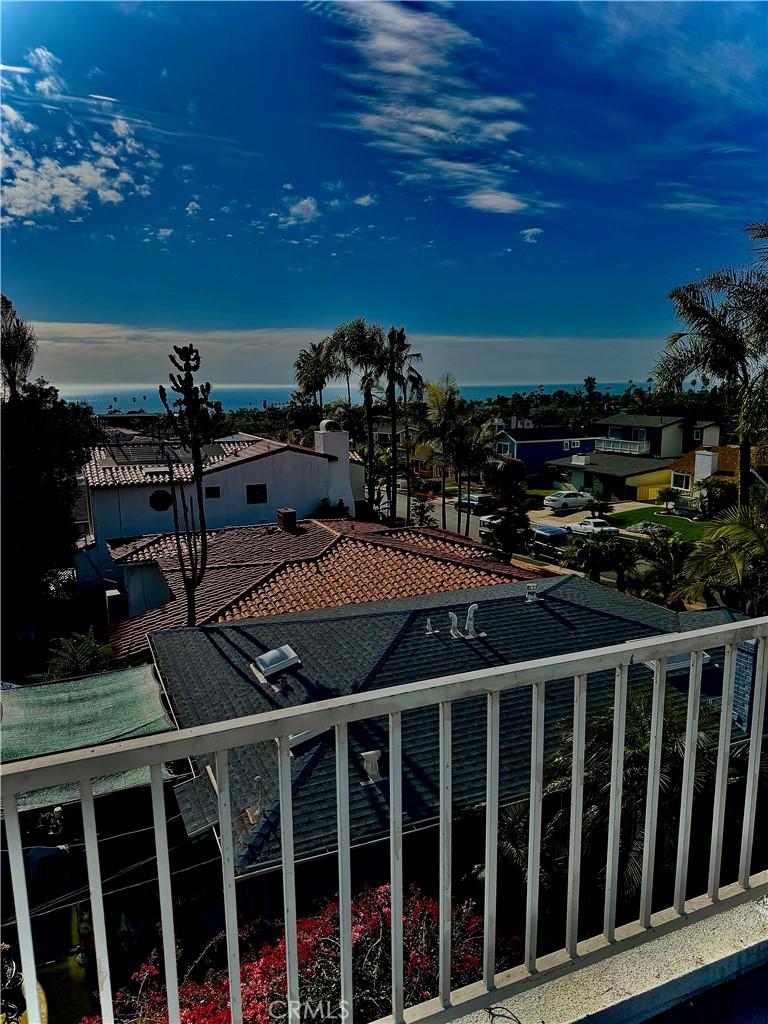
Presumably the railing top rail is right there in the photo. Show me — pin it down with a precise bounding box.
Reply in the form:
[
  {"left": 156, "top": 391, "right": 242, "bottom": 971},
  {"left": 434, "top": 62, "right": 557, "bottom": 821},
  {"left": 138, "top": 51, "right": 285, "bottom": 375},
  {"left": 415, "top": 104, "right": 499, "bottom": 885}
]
[{"left": 2, "top": 617, "right": 766, "bottom": 798}]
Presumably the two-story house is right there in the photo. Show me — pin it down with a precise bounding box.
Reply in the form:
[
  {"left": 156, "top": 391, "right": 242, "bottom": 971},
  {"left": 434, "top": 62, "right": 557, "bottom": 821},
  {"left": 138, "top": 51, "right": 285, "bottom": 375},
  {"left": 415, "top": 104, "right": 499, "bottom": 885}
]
[
  {"left": 76, "top": 421, "right": 354, "bottom": 581},
  {"left": 494, "top": 426, "right": 605, "bottom": 470},
  {"left": 545, "top": 414, "right": 722, "bottom": 500}
]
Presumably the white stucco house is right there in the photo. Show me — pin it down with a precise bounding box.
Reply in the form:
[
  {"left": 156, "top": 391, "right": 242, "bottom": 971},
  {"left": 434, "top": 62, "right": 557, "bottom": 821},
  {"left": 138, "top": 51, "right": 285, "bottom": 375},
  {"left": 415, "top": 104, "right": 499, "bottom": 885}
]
[{"left": 76, "top": 422, "right": 355, "bottom": 581}]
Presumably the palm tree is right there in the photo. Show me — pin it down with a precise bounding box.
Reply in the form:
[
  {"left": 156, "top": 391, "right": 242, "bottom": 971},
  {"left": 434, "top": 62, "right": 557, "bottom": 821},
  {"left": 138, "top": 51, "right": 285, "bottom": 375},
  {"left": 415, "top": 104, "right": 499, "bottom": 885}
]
[
  {"left": 654, "top": 238, "right": 768, "bottom": 506},
  {"left": 402, "top": 364, "right": 424, "bottom": 525},
  {"left": 603, "top": 536, "right": 640, "bottom": 592},
  {"left": 677, "top": 505, "right": 768, "bottom": 615},
  {"left": 1, "top": 294, "right": 38, "bottom": 401},
  {"left": 562, "top": 534, "right": 609, "bottom": 583},
  {"left": 326, "top": 397, "right": 366, "bottom": 449},
  {"left": 384, "top": 326, "right": 422, "bottom": 524},
  {"left": 629, "top": 534, "right": 693, "bottom": 608},
  {"left": 294, "top": 340, "right": 331, "bottom": 410},
  {"left": 325, "top": 321, "right": 355, "bottom": 402},
  {"left": 346, "top": 319, "right": 387, "bottom": 510},
  {"left": 424, "top": 374, "right": 459, "bottom": 530},
  {"left": 495, "top": 685, "right": 732, "bottom": 927},
  {"left": 462, "top": 418, "right": 494, "bottom": 537}
]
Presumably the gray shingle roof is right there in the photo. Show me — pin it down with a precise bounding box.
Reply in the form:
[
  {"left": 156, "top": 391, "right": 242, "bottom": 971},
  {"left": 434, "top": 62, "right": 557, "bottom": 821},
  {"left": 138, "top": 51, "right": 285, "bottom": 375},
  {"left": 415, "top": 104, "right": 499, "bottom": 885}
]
[
  {"left": 546, "top": 453, "right": 674, "bottom": 477},
  {"left": 150, "top": 579, "right": 738, "bottom": 875},
  {"left": 594, "top": 414, "right": 684, "bottom": 428}
]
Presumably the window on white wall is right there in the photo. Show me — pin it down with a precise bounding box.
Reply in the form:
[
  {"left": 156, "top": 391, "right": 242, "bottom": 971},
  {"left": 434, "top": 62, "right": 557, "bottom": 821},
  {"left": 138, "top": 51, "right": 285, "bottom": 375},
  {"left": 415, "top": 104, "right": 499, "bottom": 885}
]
[
  {"left": 693, "top": 429, "right": 702, "bottom": 441},
  {"left": 246, "top": 484, "right": 268, "bottom": 504},
  {"left": 205, "top": 486, "right": 221, "bottom": 499},
  {"left": 672, "top": 473, "right": 691, "bottom": 491}
]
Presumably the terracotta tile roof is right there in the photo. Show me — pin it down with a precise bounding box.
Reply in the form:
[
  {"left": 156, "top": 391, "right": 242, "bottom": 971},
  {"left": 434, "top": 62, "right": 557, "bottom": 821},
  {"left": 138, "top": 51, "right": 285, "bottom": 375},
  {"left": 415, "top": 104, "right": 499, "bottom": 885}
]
[
  {"left": 109, "top": 519, "right": 550, "bottom": 659},
  {"left": 217, "top": 537, "right": 542, "bottom": 623},
  {"left": 84, "top": 437, "right": 331, "bottom": 489},
  {"left": 667, "top": 445, "right": 768, "bottom": 478}
]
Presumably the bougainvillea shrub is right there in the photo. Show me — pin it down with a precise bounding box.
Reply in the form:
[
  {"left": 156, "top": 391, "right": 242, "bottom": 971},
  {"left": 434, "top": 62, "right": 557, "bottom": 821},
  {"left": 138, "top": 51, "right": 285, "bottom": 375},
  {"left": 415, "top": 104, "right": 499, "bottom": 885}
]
[{"left": 81, "top": 885, "right": 522, "bottom": 1024}]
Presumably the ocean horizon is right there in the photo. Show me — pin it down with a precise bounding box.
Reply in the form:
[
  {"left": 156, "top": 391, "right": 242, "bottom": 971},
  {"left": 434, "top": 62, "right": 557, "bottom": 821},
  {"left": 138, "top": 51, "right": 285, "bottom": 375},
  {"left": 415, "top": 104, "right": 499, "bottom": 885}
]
[{"left": 59, "top": 381, "right": 633, "bottom": 413}]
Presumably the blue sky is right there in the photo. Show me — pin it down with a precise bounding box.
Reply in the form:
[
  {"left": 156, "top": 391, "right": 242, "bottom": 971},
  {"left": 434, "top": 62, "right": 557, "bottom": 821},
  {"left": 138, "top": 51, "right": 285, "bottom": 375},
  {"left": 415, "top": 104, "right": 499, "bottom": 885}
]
[{"left": 1, "top": 1, "right": 765, "bottom": 386}]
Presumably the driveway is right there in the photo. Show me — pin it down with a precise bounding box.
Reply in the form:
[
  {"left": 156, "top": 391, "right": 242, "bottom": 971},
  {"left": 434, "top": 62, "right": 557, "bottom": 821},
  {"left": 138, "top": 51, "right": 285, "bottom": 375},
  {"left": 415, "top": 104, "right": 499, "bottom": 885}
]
[{"left": 394, "top": 494, "right": 650, "bottom": 542}]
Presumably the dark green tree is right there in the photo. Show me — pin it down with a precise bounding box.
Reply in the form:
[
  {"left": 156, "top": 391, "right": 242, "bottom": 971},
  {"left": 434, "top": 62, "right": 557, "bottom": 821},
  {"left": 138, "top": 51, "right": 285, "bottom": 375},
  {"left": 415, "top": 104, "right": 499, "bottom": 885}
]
[{"left": 1, "top": 294, "right": 38, "bottom": 401}]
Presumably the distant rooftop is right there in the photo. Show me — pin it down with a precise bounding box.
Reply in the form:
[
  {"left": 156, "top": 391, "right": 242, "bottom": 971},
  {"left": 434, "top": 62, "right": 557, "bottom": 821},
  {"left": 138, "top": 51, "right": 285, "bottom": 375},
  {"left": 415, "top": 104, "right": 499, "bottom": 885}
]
[
  {"left": 84, "top": 436, "right": 333, "bottom": 488},
  {"left": 595, "top": 413, "right": 684, "bottom": 428},
  {"left": 109, "top": 519, "right": 549, "bottom": 659}
]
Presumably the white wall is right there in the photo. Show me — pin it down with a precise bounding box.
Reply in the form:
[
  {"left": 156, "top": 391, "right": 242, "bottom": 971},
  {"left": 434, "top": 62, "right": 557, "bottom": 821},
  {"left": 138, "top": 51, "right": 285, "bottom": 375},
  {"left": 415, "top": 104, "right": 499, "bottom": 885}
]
[
  {"left": 661, "top": 425, "right": 684, "bottom": 458},
  {"left": 702, "top": 425, "right": 720, "bottom": 446},
  {"left": 86, "top": 439, "right": 354, "bottom": 576}
]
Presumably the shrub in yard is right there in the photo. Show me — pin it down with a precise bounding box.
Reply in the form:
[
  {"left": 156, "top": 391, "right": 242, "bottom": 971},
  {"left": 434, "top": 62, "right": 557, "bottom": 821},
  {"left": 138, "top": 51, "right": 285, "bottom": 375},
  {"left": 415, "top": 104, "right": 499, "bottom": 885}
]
[{"left": 81, "top": 885, "right": 518, "bottom": 1024}]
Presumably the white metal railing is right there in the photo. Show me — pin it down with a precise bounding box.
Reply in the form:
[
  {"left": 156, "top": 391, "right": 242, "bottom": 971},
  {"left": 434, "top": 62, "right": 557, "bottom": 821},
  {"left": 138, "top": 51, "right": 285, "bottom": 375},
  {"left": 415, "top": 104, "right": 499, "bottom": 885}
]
[
  {"left": 595, "top": 438, "right": 652, "bottom": 455},
  {"left": 2, "top": 618, "right": 768, "bottom": 1024}
]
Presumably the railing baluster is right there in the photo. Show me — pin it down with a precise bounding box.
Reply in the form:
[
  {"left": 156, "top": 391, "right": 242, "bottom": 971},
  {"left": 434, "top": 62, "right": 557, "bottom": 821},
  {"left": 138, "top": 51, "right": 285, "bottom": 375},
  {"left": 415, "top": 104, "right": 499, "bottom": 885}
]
[
  {"left": 673, "top": 651, "right": 703, "bottom": 915},
  {"left": 566, "top": 674, "right": 587, "bottom": 958},
  {"left": 604, "top": 663, "right": 628, "bottom": 942},
  {"left": 80, "top": 777, "right": 115, "bottom": 1024},
  {"left": 389, "top": 711, "right": 404, "bottom": 1024},
  {"left": 483, "top": 691, "right": 500, "bottom": 990},
  {"left": 150, "top": 763, "right": 180, "bottom": 1021},
  {"left": 214, "top": 749, "right": 243, "bottom": 1024},
  {"left": 4, "top": 796, "right": 43, "bottom": 1024},
  {"left": 335, "top": 723, "right": 354, "bottom": 1024},
  {"left": 525, "top": 681, "right": 545, "bottom": 973},
  {"left": 438, "top": 702, "right": 452, "bottom": 1007},
  {"left": 739, "top": 637, "right": 768, "bottom": 888},
  {"left": 639, "top": 658, "right": 666, "bottom": 929},
  {"left": 708, "top": 643, "right": 736, "bottom": 900},
  {"left": 277, "top": 736, "right": 300, "bottom": 1024}
]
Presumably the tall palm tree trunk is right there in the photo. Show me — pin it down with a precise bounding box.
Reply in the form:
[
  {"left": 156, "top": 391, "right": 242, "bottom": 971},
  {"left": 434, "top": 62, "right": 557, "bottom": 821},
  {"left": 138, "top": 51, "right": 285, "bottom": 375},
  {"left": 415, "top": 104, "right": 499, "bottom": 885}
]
[
  {"left": 441, "top": 463, "right": 447, "bottom": 530},
  {"left": 738, "top": 432, "right": 752, "bottom": 506},
  {"left": 389, "top": 386, "right": 397, "bottom": 525},
  {"left": 364, "top": 387, "right": 376, "bottom": 510},
  {"left": 456, "top": 469, "right": 463, "bottom": 536},
  {"left": 465, "top": 473, "right": 471, "bottom": 537}
]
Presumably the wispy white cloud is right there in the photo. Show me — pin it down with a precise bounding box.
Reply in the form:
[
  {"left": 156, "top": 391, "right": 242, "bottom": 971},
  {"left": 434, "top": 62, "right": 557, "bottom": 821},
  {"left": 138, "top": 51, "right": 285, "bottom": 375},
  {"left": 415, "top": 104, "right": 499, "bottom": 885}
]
[
  {"left": 1, "top": 47, "right": 160, "bottom": 226},
  {"left": 185, "top": 198, "right": 201, "bottom": 215},
  {"left": 520, "top": 226, "right": 543, "bottom": 243},
  {"left": 314, "top": 1, "right": 536, "bottom": 214},
  {"left": 353, "top": 193, "right": 376, "bottom": 207},
  {"left": 280, "top": 195, "right": 320, "bottom": 226},
  {"left": 464, "top": 190, "right": 527, "bottom": 214}
]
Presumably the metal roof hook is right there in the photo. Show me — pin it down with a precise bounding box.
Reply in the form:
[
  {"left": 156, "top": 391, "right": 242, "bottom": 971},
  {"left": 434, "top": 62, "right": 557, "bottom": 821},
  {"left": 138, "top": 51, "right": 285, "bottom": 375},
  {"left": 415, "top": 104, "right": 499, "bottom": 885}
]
[{"left": 449, "top": 611, "right": 464, "bottom": 639}]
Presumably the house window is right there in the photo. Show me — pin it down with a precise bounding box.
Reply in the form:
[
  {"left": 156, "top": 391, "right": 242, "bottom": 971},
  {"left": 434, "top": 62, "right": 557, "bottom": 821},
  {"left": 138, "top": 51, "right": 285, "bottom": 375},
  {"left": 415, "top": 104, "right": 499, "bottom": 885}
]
[
  {"left": 570, "top": 440, "right": 581, "bottom": 449},
  {"left": 563, "top": 441, "right": 570, "bottom": 451},
  {"left": 631, "top": 428, "right": 647, "bottom": 442},
  {"left": 149, "top": 489, "right": 173, "bottom": 512},
  {"left": 672, "top": 473, "right": 691, "bottom": 491},
  {"left": 246, "top": 484, "right": 268, "bottom": 504},
  {"left": 205, "top": 486, "right": 221, "bottom": 499},
  {"left": 496, "top": 442, "right": 510, "bottom": 456},
  {"left": 693, "top": 429, "right": 702, "bottom": 441},
  {"left": 609, "top": 427, "right": 622, "bottom": 439}
]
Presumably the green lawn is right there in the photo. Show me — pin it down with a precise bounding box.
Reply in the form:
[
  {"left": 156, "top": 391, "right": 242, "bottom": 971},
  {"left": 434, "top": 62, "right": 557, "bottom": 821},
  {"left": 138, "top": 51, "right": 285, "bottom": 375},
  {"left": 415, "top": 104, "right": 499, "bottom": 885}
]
[
  {"left": 607, "top": 507, "right": 715, "bottom": 541},
  {"left": 528, "top": 488, "right": 558, "bottom": 497}
]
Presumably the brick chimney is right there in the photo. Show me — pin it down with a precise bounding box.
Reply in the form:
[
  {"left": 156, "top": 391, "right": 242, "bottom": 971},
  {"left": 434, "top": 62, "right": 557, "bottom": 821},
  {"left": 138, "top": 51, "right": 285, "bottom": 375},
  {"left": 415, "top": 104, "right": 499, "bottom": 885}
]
[{"left": 276, "top": 507, "right": 297, "bottom": 532}]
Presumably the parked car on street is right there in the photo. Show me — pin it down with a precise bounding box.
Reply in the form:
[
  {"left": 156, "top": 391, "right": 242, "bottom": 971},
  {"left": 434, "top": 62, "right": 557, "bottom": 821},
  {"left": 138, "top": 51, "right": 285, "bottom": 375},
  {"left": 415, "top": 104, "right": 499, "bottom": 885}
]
[
  {"left": 543, "top": 490, "right": 592, "bottom": 512},
  {"left": 454, "top": 493, "right": 498, "bottom": 515},
  {"left": 568, "top": 517, "right": 620, "bottom": 536},
  {"left": 527, "top": 524, "right": 571, "bottom": 561},
  {"left": 478, "top": 514, "right": 503, "bottom": 544}
]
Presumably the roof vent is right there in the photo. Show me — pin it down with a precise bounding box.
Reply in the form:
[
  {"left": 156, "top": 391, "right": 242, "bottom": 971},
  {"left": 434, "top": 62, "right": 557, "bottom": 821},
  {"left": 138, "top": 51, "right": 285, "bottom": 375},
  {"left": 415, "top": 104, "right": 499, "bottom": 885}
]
[
  {"left": 448, "top": 612, "right": 463, "bottom": 638},
  {"left": 360, "top": 750, "right": 382, "bottom": 786},
  {"left": 526, "top": 582, "right": 539, "bottom": 603},
  {"left": 425, "top": 616, "right": 440, "bottom": 636},
  {"left": 464, "top": 604, "right": 487, "bottom": 639}
]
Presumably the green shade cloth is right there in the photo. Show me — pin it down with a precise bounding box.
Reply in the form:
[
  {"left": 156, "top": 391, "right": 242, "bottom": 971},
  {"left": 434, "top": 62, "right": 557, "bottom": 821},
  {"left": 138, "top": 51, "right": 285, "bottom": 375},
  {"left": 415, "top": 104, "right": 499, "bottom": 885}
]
[{"left": 2, "top": 665, "right": 172, "bottom": 810}]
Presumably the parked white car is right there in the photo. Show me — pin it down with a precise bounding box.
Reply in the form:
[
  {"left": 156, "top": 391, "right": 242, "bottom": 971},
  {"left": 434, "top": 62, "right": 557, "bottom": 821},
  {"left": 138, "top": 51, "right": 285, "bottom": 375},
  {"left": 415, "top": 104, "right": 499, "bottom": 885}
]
[
  {"left": 543, "top": 490, "right": 592, "bottom": 511},
  {"left": 568, "top": 518, "right": 620, "bottom": 536}
]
